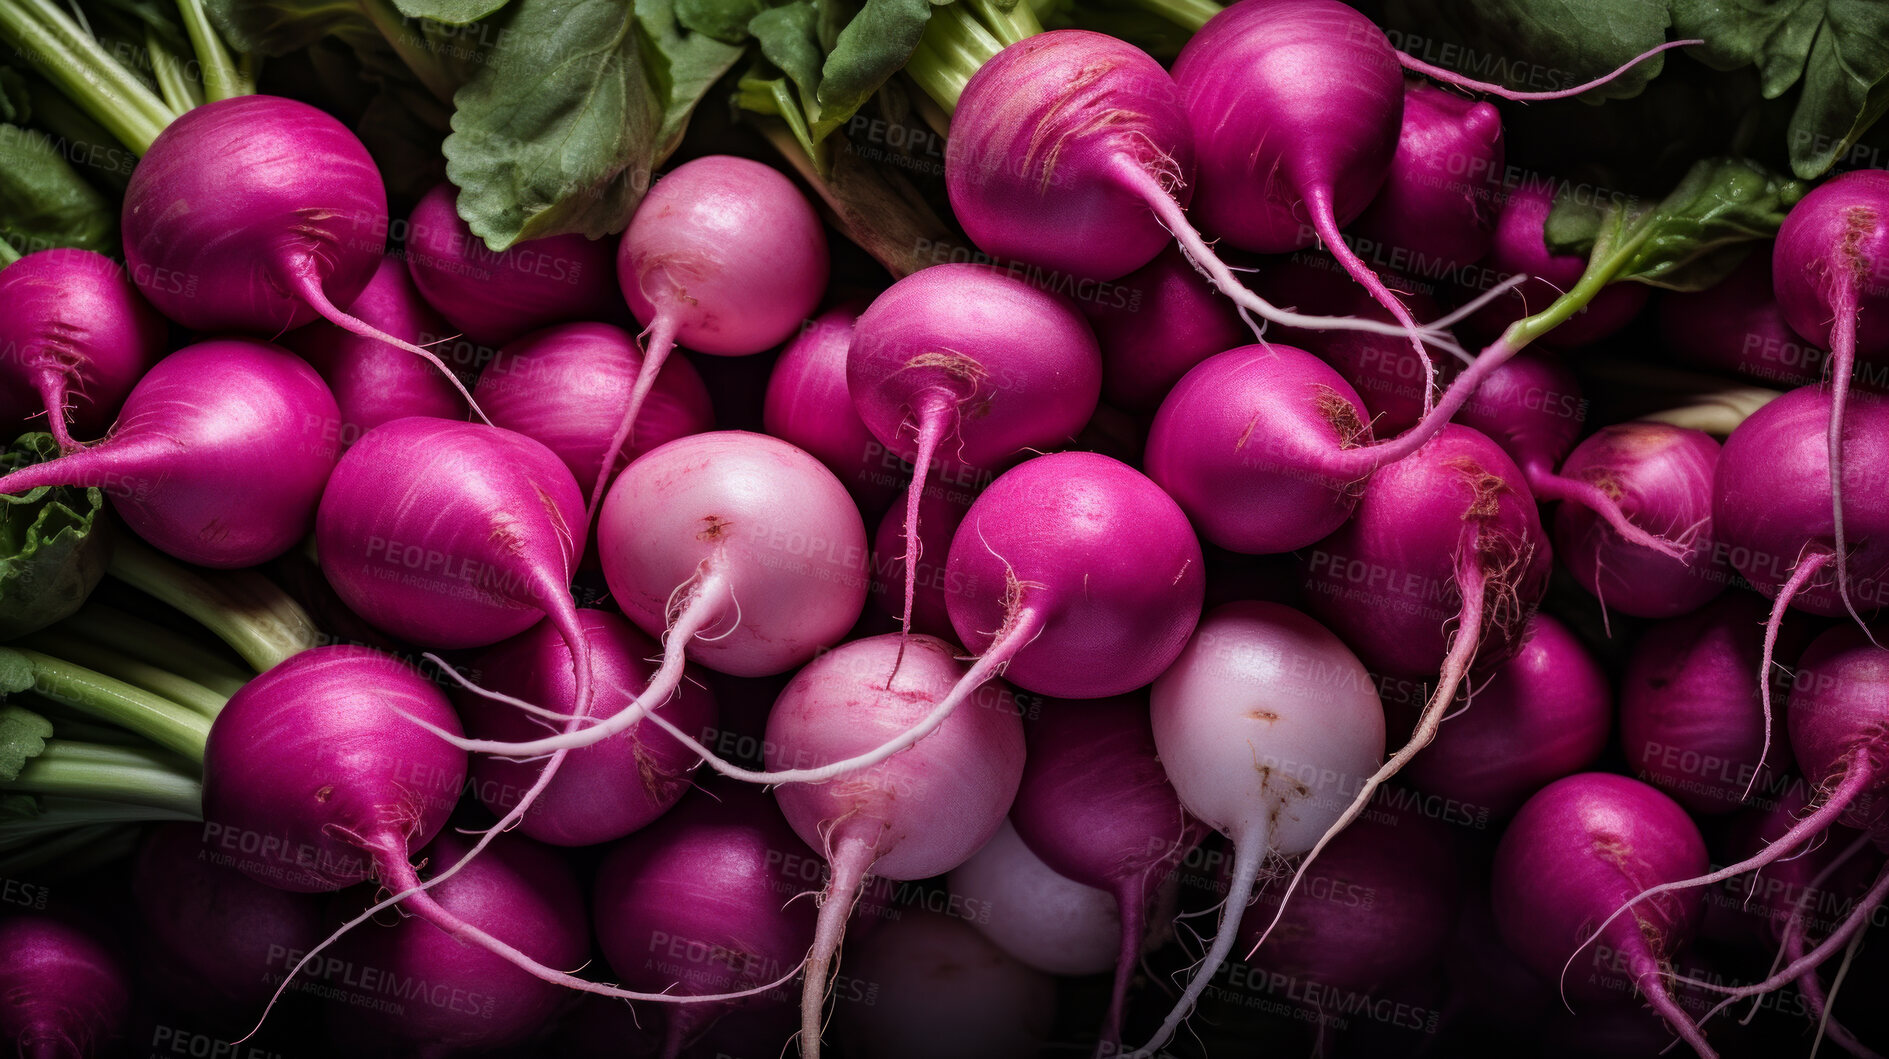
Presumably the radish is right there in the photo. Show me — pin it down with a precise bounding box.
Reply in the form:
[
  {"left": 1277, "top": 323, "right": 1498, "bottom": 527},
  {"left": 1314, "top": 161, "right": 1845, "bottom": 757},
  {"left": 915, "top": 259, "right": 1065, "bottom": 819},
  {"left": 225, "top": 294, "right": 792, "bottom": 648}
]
[
  {"left": 834, "top": 910, "right": 1055, "bottom": 1059},
  {"left": 1404, "top": 613, "right": 1610, "bottom": 819},
  {"left": 1492, "top": 773, "right": 1712, "bottom": 1055},
  {"left": 762, "top": 301, "right": 901, "bottom": 511},
  {"left": 284, "top": 254, "right": 469, "bottom": 451},
  {"left": 0, "top": 913, "right": 130, "bottom": 1057},
  {"left": 1772, "top": 170, "right": 1889, "bottom": 628},
  {"left": 321, "top": 831, "right": 589, "bottom": 1057},
  {"left": 402, "top": 181, "right": 624, "bottom": 347},
  {"left": 474, "top": 321, "right": 714, "bottom": 498},
  {"left": 606, "top": 156, "right": 828, "bottom": 514},
  {"left": 0, "top": 248, "right": 165, "bottom": 450},
  {"left": 1088, "top": 246, "right": 1247, "bottom": 413},
  {"left": 1661, "top": 252, "right": 1830, "bottom": 390},
  {"left": 593, "top": 783, "right": 818, "bottom": 1057},
  {"left": 1551, "top": 423, "right": 1727, "bottom": 618},
  {"left": 1138, "top": 600, "right": 1386, "bottom": 1055},
  {"left": 1009, "top": 692, "right": 1206, "bottom": 1048},
  {"left": 1458, "top": 181, "right": 1650, "bottom": 348},
  {"left": 1351, "top": 78, "right": 1505, "bottom": 275},
  {"left": 121, "top": 96, "right": 476, "bottom": 411},
  {"left": 456, "top": 609, "right": 717, "bottom": 847},
  {"left": 0, "top": 338, "right": 340, "bottom": 568},
  {"left": 848, "top": 263, "right": 1101, "bottom": 638},
  {"left": 867, "top": 486, "right": 970, "bottom": 639},
  {"left": 948, "top": 820, "right": 1122, "bottom": 977},
  {"left": 763, "top": 634, "right": 1026, "bottom": 1059}
]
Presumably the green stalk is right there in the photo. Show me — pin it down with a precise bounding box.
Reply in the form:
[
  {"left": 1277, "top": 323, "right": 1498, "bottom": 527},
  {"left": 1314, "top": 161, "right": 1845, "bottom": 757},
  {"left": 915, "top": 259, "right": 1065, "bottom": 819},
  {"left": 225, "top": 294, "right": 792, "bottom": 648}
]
[
  {"left": 0, "top": 240, "right": 19, "bottom": 267},
  {"left": 1500, "top": 212, "right": 1656, "bottom": 352},
  {"left": 11, "top": 650, "right": 210, "bottom": 762},
  {"left": 966, "top": 0, "right": 1043, "bottom": 45},
  {"left": 145, "top": 26, "right": 204, "bottom": 112},
  {"left": 57, "top": 604, "right": 250, "bottom": 699},
  {"left": 1120, "top": 0, "right": 1219, "bottom": 32},
  {"left": 237, "top": 49, "right": 259, "bottom": 94},
  {"left": 108, "top": 535, "right": 320, "bottom": 673},
  {"left": 910, "top": 3, "right": 1008, "bottom": 113},
  {"left": 4, "top": 741, "right": 203, "bottom": 816},
  {"left": 0, "top": 796, "right": 197, "bottom": 845},
  {"left": 0, "top": 823, "right": 141, "bottom": 877},
  {"left": 174, "top": 0, "right": 245, "bottom": 102},
  {"left": 1, "top": 0, "right": 174, "bottom": 153},
  {"left": 21, "top": 630, "right": 229, "bottom": 720}
]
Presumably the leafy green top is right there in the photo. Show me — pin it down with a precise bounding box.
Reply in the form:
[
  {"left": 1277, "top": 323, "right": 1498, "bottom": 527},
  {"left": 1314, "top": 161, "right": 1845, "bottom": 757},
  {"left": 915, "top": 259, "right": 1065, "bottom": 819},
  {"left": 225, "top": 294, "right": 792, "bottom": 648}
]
[{"left": 0, "top": 434, "right": 110, "bottom": 641}]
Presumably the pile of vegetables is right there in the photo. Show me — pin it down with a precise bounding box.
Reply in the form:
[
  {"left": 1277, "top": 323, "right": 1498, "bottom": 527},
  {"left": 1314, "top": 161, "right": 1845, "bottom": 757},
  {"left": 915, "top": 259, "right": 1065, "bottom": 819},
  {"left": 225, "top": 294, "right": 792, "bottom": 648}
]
[{"left": 6, "top": 0, "right": 1889, "bottom": 1056}]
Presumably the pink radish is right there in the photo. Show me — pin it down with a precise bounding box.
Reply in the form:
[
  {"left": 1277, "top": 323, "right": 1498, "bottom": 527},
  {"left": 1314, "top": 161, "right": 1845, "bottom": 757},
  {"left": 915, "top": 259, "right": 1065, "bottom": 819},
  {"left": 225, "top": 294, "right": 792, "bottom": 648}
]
[
  {"left": 762, "top": 301, "right": 901, "bottom": 511},
  {"left": 948, "top": 820, "right": 1123, "bottom": 977},
  {"left": 1087, "top": 245, "right": 1247, "bottom": 412},
  {"left": 1351, "top": 78, "right": 1505, "bottom": 274}
]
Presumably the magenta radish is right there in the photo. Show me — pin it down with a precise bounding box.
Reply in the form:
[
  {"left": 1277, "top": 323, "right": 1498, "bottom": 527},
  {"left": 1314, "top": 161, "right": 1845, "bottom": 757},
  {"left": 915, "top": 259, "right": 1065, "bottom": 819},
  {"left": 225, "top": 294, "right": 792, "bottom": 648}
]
[
  {"left": 1661, "top": 252, "right": 1831, "bottom": 390},
  {"left": 835, "top": 910, "right": 1055, "bottom": 1059},
  {"left": 593, "top": 783, "right": 818, "bottom": 1057},
  {"left": 403, "top": 181, "right": 624, "bottom": 347},
  {"left": 0, "top": 338, "right": 340, "bottom": 567},
  {"left": 474, "top": 321, "right": 714, "bottom": 497},
  {"left": 1491, "top": 773, "right": 1712, "bottom": 1054},
  {"left": 0, "top": 248, "right": 165, "bottom": 450},
  {"left": 284, "top": 254, "right": 468, "bottom": 450},
  {"left": 848, "top": 263, "right": 1102, "bottom": 637},
  {"left": 1009, "top": 694, "right": 1206, "bottom": 1047},
  {"left": 762, "top": 302, "right": 901, "bottom": 511},
  {"left": 456, "top": 609, "right": 717, "bottom": 847},
  {"left": 1351, "top": 78, "right": 1505, "bottom": 274},
  {"left": 1552, "top": 424, "right": 1727, "bottom": 618},
  {"left": 1404, "top": 613, "right": 1610, "bottom": 818},
  {"left": 132, "top": 823, "right": 323, "bottom": 1014},
  {"left": 763, "top": 634, "right": 1026, "bottom": 1059},
  {"left": 0, "top": 914, "right": 130, "bottom": 1058},
  {"left": 608, "top": 156, "right": 827, "bottom": 513},
  {"left": 1140, "top": 600, "right": 1386, "bottom": 1054},
  {"left": 1620, "top": 593, "right": 1803, "bottom": 815},
  {"left": 1088, "top": 246, "right": 1246, "bottom": 412},
  {"left": 1459, "top": 181, "right": 1651, "bottom": 348},
  {"left": 321, "top": 831, "right": 589, "bottom": 1057},
  {"left": 1773, "top": 170, "right": 1889, "bottom": 626},
  {"left": 948, "top": 820, "right": 1122, "bottom": 977},
  {"left": 121, "top": 96, "right": 475, "bottom": 409},
  {"left": 868, "top": 486, "right": 970, "bottom": 639}
]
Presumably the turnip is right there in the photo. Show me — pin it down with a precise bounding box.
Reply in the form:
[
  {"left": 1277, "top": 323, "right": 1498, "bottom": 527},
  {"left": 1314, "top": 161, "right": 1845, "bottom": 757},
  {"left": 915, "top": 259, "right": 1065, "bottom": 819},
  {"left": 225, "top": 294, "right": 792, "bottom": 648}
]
[
  {"left": 948, "top": 820, "right": 1122, "bottom": 977},
  {"left": 1137, "top": 600, "right": 1386, "bottom": 1055},
  {"left": 455, "top": 609, "right": 717, "bottom": 847},
  {"left": 1010, "top": 692, "right": 1206, "bottom": 1048},
  {"left": 0, "top": 339, "right": 341, "bottom": 568},
  {"left": 0, "top": 913, "right": 130, "bottom": 1058},
  {"left": 402, "top": 181, "right": 624, "bottom": 347},
  {"left": 848, "top": 264, "right": 1101, "bottom": 639},
  {"left": 593, "top": 783, "right": 818, "bottom": 1057},
  {"left": 1661, "top": 252, "right": 1830, "bottom": 390},
  {"left": 1492, "top": 773, "right": 1713, "bottom": 1055},
  {"left": 474, "top": 321, "right": 714, "bottom": 498},
  {"left": 122, "top": 96, "right": 477, "bottom": 411},
  {"left": 868, "top": 486, "right": 971, "bottom": 639},
  {"left": 0, "top": 248, "right": 165, "bottom": 450},
  {"left": 1351, "top": 79, "right": 1505, "bottom": 275},
  {"left": 762, "top": 302, "right": 900, "bottom": 511},
  {"left": 1404, "top": 613, "right": 1610, "bottom": 819},
  {"left": 605, "top": 156, "right": 828, "bottom": 514},
  {"left": 284, "top": 255, "right": 469, "bottom": 451},
  {"left": 763, "top": 634, "right": 1026, "bottom": 1059},
  {"left": 1087, "top": 246, "right": 1247, "bottom": 413}
]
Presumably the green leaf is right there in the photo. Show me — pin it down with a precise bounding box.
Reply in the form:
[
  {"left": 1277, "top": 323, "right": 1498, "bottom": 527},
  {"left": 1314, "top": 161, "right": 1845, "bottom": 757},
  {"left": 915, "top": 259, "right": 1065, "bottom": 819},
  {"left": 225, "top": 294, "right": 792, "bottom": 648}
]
[
  {"left": 0, "top": 699, "right": 51, "bottom": 784},
  {"left": 1383, "top": 0, "right": 1671, "bottom": 102},
  {"left": 634, "top": 0, "right": 746, "bottom": 157},
  {"left": 391, "top": 0, "right": 512, "bottom": 24},
  {"left": 1608, "top": 158, "right": 1806, "bottom": 290},
  {"left": 0, "top": 434, "right": 110, "bottom": 639},
  {"left": 0, "top": 118, "right": 119, "bottom": 260},
  {"left": 205, "top": 0, "right": 472, "bottom": 102},
  {"left": 0, "top": 794, "right": 40, "bottom": 822},
  {"left": 817, "top": 0, "right": 938, "bottom": 122},
  {"left": 675, "top": 0, "right": 769, "bottom": 43},
  {"left": 751, "top": 2, "right": 820, "bottom": 97},
  {"left": 1669, "top": 0, "right": 1889, "bottom": 179},
  {"left": 444, "top": 0, "right": 664, "bottom": 249}
]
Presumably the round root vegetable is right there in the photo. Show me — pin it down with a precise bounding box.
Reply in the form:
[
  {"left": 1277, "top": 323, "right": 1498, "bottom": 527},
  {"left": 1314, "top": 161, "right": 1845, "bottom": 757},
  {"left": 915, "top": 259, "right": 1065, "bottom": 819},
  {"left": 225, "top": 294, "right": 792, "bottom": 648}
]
[
  {"left": 1773, "top": 170, "right": 1889, "bottom": 627},
  {"left": 868, "top": 486, "right": 970, "bottom": 639},
  {"left": 763, "top": 302, "right": 900, "bottom": 510},
  {"left": 834, "top": 910, "right": 1055, "bottom": 1059},
  {"left": 1552, "top": 423, "right": 1727, "bottom": 618},
  {"left": 402, "top": 181, "right": 623, "bottom": 348},
  {"left": 321, "top": 831, "right": 589, "bottom": 1057},
  {"left": 763, "top": 634, "right": 1026, "bottom": 1059},
  {"left": 0, "top": 248, "right": 165, "bottom": 450},
  {"left": 456, "top": 609, "right": 717, "bottom": 847},
  {"left": 1088, "top": 245, "right": 1247, "bottom": 412},
  {"left": 848, "top": 264, "right": 1101, "bottom": 639},
  {"left": 1492, "top": 774, "right": 1712, "bottom": 1055},
  {"left": 474, "top": 321, "right": 714, "bottom": 498},
  {"left": 1661, "top": 252, "right": 1829, "bottom": 390},
  {"left": 0, "top": 338, "right": 340, "bottom": 568},
  {"left": 594, "top": 784, "right": 818, "bottom": 1057},
  {"left": 1458, "top": 182, "right": 1650, "bottom": 349},
  {"left": 607, "top": 156, "right": 827, "bottom": 515},
  {"left": 284, "top": 254, "right": 468, "bottom": 450},
  {"left": 1351, "top": 78, "right": 1504, "bottom": 275},
  {"left": 122, "top": 96, "right": 477, "bottom": 411},
  {"left": 1139, "top": 600, "right": 1386, "bottom": 1055},
  {"left": 1010, "top": 693, "right": 1205, "bottom": 1048},
  {"left": 948, "top": 820, "right": 1122, "bottom": 977},
  {"left": 1404, "top": 613, "right": 1610, "bottom": 818},
  {"left": 0, "top": 913, "right": 129, "bottom": 1058}
]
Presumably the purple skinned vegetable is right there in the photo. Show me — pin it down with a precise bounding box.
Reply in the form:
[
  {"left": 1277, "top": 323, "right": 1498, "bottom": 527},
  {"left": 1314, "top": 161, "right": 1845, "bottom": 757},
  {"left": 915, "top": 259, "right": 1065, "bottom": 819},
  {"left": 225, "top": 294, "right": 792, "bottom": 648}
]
[
  {"left": 0, "top": 248, "right": 165, "bottom": 450},
  {"left": 1087, "top": 245, "right": 1247, "bottom": 413},
  {"left": 0, "top": 914, "right": 129, "bottom": 1059},
  {"left": 1352, "top": 78, "right": 1505, "bottom": 275},
  {"left": 0, "top": 338, "right": 340, "bottom": 568},
  {"left": 869, "top": 485, "right": 971, "bottom": 639},
  {"left": 402, "top": 181, "right": 623, "bottom": 348},
  {"left": 762, "top": 301, "right": 902, "bottom": 511},
  {"left": 1660, "top": 251, "right": 1831, "bottom": 390},
  {"left": 835, "top": 910, "right": 1055, "bottom": 1059},
  {"left": 1458, "top": 182, "right": 1650, "bottom": 349},
  {"left": 948, "top": 820, "right": 1123, "bottom": 977}
]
